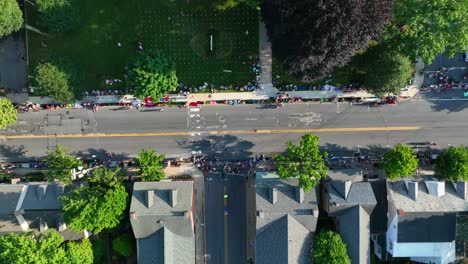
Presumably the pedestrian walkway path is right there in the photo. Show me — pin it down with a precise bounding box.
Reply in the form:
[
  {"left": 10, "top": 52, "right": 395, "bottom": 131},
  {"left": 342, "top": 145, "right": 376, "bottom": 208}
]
[{"left": 259, "top": 19, "right": 273, "bottom": 86}]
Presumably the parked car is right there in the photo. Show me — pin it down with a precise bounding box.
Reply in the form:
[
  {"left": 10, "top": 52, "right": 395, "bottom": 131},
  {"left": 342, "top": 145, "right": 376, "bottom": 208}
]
[{"left": 362, "top": 97, "right": 381, "bottom": 103}]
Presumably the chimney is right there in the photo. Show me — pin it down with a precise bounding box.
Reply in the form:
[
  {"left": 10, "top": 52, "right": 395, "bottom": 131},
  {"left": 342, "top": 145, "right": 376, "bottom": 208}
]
[
  {"left": 257, "top": 210, "right": 264, "bottom": 219},
  {"left": 130, "top": 212, "right": 137, "bottom": 220},
  {"left": 36, "top": 184, "right": 48, "bottom": 200},
  {"left": 57, "top": 216, "right": 67, "bottom": 231},
  {"left": 169, "top": 189, "right": 178, "bottom": 207},
  {"left": 146, "top": 190, "right": 154, "bottom": 208},
  {"left": 405, "top": 181, "right": 418, "bottom": 201},
  {"left": 10, "top": 178, "right": 21, "bottom": 184},
  {"left": 39, "top": 218, "right": 48, "bottom": 232},
  {"left": 269, "top": 187, "right": 278, "bottom": 204},
  {"left": 184, "top": 211, "right": 190, "bottom": 218},
  {"left": 296, "top": 186, "right": 304, "bottom": 203},
  {"left": 424, "top": 181, "right": 445, "bottom": 197},
  {"left": 312, "top": 208, "right": 319, "bottom": 217},
  {"left": 454, "top": 181, "right": 467, "bottom": 200}
]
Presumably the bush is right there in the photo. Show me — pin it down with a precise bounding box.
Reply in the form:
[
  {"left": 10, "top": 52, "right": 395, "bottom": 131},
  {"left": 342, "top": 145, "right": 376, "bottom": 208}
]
[{"left": 112, "top": 234, "right": 133, "bottom": 257}]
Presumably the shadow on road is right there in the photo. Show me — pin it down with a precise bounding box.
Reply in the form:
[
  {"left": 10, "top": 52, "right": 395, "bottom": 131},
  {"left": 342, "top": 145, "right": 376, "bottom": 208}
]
[
  {"left": 74, "top": 148, "right": 130, "bottom": 161},
  {"left": 178, "top": 135, "right": 254, "bottom": 161},
  {"left": 0, "top": 144, "right": 28, "bottom": 162}
]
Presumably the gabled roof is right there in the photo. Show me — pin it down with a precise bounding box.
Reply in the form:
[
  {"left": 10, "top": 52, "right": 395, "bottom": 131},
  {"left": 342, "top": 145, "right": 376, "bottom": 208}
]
[
  {"left": 336, "top": 206, "right": 372, "bottom": 264},
  {"left": 256, "top": 215, "right": 313, "bottom": 264},
  {"left": 130, "top": 181, "right": 194, "bottom": 264},
  {"left": 328, "top": 181, "right": 377, "bottom": 210},
  {"left": 387, "top": 180, "right": 468, "bottom": 212},
  {"left": 397, "top": 212, "right": 456, "bottom": 243},
  {"left": 255, "top": 177, "right": 318, "bottom": 264},
  {"left": 0, "top": 183, "right": 84, "bottom": 240}
]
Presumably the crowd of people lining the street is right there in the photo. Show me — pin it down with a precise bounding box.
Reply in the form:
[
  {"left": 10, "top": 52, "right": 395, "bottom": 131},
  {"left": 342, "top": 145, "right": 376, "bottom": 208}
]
[{"left": 421, "top": 67, "right": 467, "bottom": 91}]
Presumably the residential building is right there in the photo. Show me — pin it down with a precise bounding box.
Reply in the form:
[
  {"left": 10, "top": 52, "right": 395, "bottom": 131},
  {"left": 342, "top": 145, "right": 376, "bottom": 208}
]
[
  {"left": 0, "top": 182, "right": 85, "bottom": 240},
  {"left": 322, "top": 169, "right": 377, "bottom": 264},
  {"left": 130, "top": 181, "right": 195, "bottom": 264},
  {"left": 382, "top": 179, "right": 468, "bottom": 264},
  {"left": 255, "top": 173, "right": 319, "bottom": 264}
]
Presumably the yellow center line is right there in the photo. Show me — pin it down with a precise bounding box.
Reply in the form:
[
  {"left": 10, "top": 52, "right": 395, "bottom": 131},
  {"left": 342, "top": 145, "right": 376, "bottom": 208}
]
[{"left": 0, "top": 126, "right": 420, "bottom": 139}]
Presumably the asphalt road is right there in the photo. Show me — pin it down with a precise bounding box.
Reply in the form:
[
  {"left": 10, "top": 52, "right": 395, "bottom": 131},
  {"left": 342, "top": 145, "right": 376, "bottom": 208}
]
[
  {"left": 204, "top": 172, "right": 249, "bottom": 264},
  {"left": 2, "top": 99, "right": 468, "bottom": 161}
]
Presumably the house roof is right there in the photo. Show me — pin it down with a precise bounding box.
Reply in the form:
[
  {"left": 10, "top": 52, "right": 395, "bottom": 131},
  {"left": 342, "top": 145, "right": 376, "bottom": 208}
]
[
  {"left": 0, "top": 184, "right": 24, "bottom": 214},
  {"left": 130, "top": 181, "right": 194, "bottom": 264},
  {"left": 387, "top": 180, "right": 468, "bottom": 212},
  {"left": 328, "top": 180, "right": 377, "bottom": 208},
  {"left": 397, "top": 212, "right": 456, "bottom": 243},
  {"left": 21, "top": 183, "right": 64, "bottom": 210},
  {"left": 137, "top": 227, "right": 195, "bottom": 264},
  {"left": 255, "top": 215, "right": 313, "bottom": 264},
  {"left": 255, "top": 177, "right": 318, "bottom": 264},
  {"left": 370, "top": 180, "right": 388, "bottom": 233},
  {"left": 0, "top": 183, "right": 84, "bottom": 240},
  {"left": 336, "top": 205, "right": 372, "bottom": 264}
]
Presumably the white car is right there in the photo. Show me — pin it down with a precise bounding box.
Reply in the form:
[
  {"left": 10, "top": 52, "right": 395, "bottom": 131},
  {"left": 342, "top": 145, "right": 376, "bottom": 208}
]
[{"left": 362, "top": 97, "right": 381, "bottom": 103}]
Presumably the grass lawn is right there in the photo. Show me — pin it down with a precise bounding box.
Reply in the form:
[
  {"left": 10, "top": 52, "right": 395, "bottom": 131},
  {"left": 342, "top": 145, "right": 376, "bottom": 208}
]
[{"left": 26, "top": 0, "right": 259, "bottom": 92}]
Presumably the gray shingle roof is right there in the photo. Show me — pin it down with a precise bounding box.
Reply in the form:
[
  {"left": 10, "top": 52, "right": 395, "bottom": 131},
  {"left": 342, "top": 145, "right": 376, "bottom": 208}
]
[
  {"left": 336, "top": 206, "right": 372, "bottom": 264},
  {"left": 130, "top": 181, "right": 194, "bottom": 264},
  {"left": 328, "top": 181, "right": 377, "bottom": 207},
  {"left": 0, "top": 183, "right": 84, "bottom": 240},
  {"left": 255, "top": 177, "right": 318, "bottom": 264},
  {"left": 387, "top": 180, "right": 468, "bottom": 212},
  {"left": 397, "top": 212, "right": 456, "bottom": 243}
]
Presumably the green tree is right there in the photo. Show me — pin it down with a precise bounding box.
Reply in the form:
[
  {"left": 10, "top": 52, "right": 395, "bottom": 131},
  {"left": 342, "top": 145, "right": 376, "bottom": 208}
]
[
  {"left": 0, "top": 98, "right": 17, "bottom": 130},
  {"left": 313, "top": 230, "right": 351, "bottom": 264},
  {"left": 273, "top": 134, "right": 328, "bottom": 192},
  {"left": 215, "top": 0, "right": 258, "bottom": 10},
  {"left": 112, "top": 234, "right": 133, "bottom": 257},
  {"left": 61, "top": 167, "right": 128, "bottom": 234},
  {"left": 0, "top": 0, "right": 23, "bottom": 38},
  {"left": 435, "top": 145, "right": 468, "bottom": 182},
  {"left": 383, "top": 143, "right": 418, "bottom": 179},
  {"left": 362, "top": 44, "right": 414, "bottom": 96},
  {"left": 36, "top": 0, "right": 80, "bottom": 34},
  {"left": 45, "top": 144, "right": 82, "bottom": 185},
  {"left": 0, "top": 231, "right": 92, "bottom": 264},
  {"left": 385, "top": 0, "right": 468, "bottom": 63},
  {"left": 130, "top": 50, "right": 178, "bottom": 100},
  {"left": 34, "top": 62, "right": 75, "bottom": 103},
  {"left": 136, "top": 149, "right": 166, "bottom": 182},
  {"left": 67, "top": 239, "right": 94, "bottom": 264}
]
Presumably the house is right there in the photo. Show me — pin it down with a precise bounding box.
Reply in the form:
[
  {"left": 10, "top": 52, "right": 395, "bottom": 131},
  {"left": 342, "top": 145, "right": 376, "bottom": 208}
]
[
  {"left": 321, "top": 169, "right": 377, "bottom": 264},
  {"left": 130, "top": 181, "right": 195, "bottom": 264},
  {"left": 382, "top": 179, "right": 468, "bottom": 264},
  {"left": 255, "top": 173, "right": 319, "bottom": 264},
  {"left": 0, "top": 182, "right": 86, "bottom": 240}
]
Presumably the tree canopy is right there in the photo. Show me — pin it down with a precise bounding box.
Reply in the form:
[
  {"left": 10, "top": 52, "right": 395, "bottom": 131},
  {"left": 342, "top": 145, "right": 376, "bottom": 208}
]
[
  {"left": 112, "top": 234, "right": 133, "bottom": 257},
  {"left": 383, "top": 143, "right": 418, "bottom": 179},
  {"left": 435, "top": 145, "right": 468, "bottom": 182},
  {"left": 0, "top": 231, "right": 93, "bottom": 264},
  {"left": 215, "top": 0, "right": 258, "bottom": 10},
  {"left": 130, "top": 50, "right": 178, "bottom": 100},
  {"left": 273, "top": 134, "right": 328, "bottom": 192},
  {"left": 0, "top": 0, "right": 23, "bottom": 38},
  {"left": 313, "top": 230, "right": 351, "bottom": 264},
  {"left": 361, "top": 44, "right": 413, "bottom": 95},
  {"left": 34, "top": 62, "right": 75, "bottom": 103},
  {"left": 384, "top": 0, "right": 468, "bottom": 63},
  {"left": 36, "top": 0, "right": 80, "bottom": 34},
  {"left": 136, "top": 149, "right": 166, "bottom": 182},
  {"left": 61, "top": 167, "right": 128, "bottom": 234},
  {"left": 45, "top": 144, "right": 82, "bottom": 185},
  {"left": 0, "top": 98, "right": 17, "bottom": 130},
  {"left": 261, "top": 0, "right": 395, "bottom": 82}
]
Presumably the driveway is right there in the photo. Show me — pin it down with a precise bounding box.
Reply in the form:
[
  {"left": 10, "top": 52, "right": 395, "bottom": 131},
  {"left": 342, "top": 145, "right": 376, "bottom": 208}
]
[{"left": 0, "top": 30, "right": 27, "bottom": 93}]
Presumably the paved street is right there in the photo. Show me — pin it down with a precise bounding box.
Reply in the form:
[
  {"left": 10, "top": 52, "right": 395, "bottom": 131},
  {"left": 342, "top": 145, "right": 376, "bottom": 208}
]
[{"left": 2, "top": 99, "right": 468, "bottom": 162}]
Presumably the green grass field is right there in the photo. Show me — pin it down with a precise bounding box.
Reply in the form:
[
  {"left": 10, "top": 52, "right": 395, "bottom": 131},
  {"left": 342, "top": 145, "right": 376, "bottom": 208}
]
[{"left": 26, "top": 0, "right": 259, "bottom": 91}]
